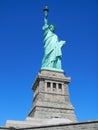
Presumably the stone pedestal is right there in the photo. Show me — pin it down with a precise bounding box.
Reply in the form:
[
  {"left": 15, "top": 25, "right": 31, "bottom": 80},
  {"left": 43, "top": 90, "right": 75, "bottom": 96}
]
[
  {"left": 5, "top": 69, "right": 98, "bottom": 130},
  {"left": 28, "top": 70, "right": 76, "bottom": 122}
]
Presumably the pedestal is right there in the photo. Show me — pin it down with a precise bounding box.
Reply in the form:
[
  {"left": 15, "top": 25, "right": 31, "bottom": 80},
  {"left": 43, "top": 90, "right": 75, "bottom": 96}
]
[{"left": 28, "top": 70, "right": 76, "bottom": 122}]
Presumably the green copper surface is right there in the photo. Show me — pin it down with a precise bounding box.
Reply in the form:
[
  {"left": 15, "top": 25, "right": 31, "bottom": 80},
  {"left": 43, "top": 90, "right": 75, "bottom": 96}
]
[{"left": 41, "top": 6, "right": 66, "bottom": 72}]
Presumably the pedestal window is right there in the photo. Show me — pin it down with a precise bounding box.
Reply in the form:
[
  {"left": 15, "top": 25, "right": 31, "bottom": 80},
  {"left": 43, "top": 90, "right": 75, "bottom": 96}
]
[
  {"left": 53, "top": 83, "right": 56, "bottom": 91},
  {"left": 58, "top": 83, "right": 62, "bottom": 92},
  {"left": 47, "top": 82, "right": 51, "bottom": 91}
]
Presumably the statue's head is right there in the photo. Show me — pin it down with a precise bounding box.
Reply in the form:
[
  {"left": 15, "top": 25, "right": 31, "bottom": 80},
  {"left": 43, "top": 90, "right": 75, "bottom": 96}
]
[{"left": 49, "top": 24, "right": 55, "bottom": 32}]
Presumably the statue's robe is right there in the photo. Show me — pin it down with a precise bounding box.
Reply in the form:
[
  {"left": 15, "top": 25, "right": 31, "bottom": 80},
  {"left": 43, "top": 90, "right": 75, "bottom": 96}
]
[{"left": 42, "top": 25, "right": 65, "bottom": 69}]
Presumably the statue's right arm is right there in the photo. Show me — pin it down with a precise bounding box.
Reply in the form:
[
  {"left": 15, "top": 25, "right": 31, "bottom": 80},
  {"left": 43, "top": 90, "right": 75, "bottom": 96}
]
[
  {"left": 42, "top": 22, "right": 49, "bottom": 31},
  {"left": 44, "top": 17, "right": 48, "bottom": 25},
  {"left": 42, "top": 15, "right": 49, "bottom": 33}
]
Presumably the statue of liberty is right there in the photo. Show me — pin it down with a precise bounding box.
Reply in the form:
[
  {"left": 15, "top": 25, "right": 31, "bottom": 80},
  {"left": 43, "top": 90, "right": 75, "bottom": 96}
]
[{"left": 41, "top": 6, "right": 66, "bottom": 72}]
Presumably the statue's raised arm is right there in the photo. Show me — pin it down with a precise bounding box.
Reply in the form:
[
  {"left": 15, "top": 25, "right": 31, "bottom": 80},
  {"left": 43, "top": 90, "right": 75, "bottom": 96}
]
[
  {"left": 41, "top": 6, "right": 66, "bottom": 72},
  {"left": 43, "top": 6, "right": 49, "bottom": 26}
]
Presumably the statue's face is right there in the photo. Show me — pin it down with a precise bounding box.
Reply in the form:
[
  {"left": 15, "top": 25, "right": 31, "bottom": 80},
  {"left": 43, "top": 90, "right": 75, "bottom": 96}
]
[{"left": 49, "top": 25, "right": 55, "bottom": 32}]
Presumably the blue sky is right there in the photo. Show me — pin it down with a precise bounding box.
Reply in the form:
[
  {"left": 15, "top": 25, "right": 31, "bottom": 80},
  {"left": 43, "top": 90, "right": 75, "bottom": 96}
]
[{"left": 0, "top": 0, "right": 97, "bottom": 126}]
